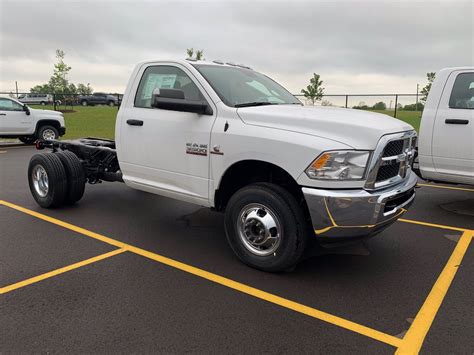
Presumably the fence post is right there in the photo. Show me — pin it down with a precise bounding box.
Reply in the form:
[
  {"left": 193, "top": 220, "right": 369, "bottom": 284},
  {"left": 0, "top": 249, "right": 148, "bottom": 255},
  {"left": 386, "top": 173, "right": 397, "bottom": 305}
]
[
  {"left": 345, "top": 95, "right": 348, "bottom": 108},
  {"left": 394, "top": 94, "right": 398, "bottom": 118}
]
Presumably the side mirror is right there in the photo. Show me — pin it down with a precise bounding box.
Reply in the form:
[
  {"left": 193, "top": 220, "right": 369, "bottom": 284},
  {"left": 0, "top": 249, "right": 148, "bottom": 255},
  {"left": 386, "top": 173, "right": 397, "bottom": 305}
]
[
  {"left": 23, "top": 105, "right": 30, "bottom": 116},
  {"left": 151, "top": 88, "right": 213, "bottom": 115}
]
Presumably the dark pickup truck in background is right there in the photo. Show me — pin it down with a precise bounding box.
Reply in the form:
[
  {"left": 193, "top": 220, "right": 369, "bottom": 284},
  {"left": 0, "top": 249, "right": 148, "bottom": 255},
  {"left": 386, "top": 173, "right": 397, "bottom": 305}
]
[{"left": 79, "top": 93, "right": 120, "bottom": 106}]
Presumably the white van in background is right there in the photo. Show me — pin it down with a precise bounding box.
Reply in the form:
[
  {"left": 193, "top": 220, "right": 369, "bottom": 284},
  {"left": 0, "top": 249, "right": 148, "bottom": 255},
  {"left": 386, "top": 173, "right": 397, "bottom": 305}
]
[
  {"left": 415, "top": 67, "right": 474, "bottom": 185},
  {"left": 18, "top": 93, "right": 55, "bottom": 105}
]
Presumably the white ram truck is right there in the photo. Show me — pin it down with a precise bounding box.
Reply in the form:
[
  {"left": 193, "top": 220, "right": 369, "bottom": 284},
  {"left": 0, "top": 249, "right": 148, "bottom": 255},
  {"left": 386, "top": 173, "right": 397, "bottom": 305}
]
[
  {"left": 28, "top": 59, "right": 418, "bottom": 271},
  {"left": 0, "top": 96, "right": 66, "bottom": 143},
  {"left": 415, "top": 67, "right": 474, "bottom": 185}
]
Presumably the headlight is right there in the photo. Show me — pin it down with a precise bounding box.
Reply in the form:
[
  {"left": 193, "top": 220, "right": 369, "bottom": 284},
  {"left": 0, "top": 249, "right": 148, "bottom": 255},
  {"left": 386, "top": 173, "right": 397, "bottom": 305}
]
[{"left": 305, "top": 150, "right": 371, "bottom": 180}]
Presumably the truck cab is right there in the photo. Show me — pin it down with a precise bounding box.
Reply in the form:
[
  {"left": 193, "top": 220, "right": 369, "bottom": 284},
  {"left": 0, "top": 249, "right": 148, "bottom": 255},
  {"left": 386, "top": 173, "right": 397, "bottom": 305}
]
[{"left": 417, "top": 68, "right": 474, "bottom": 185}]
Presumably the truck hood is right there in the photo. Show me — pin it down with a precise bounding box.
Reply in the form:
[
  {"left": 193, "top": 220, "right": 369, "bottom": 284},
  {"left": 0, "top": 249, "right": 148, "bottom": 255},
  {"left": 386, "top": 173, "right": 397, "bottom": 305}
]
[
  {"left": 30, "top": 108, "right": 65, "bottom": 125},
  {"left": 236, "top": 105, "right": 414, "bottom": 149},
  {"left": 30, "top": 108, "right": 63, "bottom": 117}
]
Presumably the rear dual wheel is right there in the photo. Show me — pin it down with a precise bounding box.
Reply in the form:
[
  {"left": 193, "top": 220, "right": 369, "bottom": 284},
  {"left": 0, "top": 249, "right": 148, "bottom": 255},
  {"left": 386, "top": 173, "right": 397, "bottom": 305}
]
[{"left": 28, "top": 152, "right": 85, "bottom": 208}]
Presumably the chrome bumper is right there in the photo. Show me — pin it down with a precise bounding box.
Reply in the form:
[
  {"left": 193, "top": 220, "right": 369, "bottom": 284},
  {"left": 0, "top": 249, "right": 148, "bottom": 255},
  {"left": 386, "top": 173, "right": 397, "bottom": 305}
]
[{"left": 302, "top": 171, "right": 417, "bottom": 239}]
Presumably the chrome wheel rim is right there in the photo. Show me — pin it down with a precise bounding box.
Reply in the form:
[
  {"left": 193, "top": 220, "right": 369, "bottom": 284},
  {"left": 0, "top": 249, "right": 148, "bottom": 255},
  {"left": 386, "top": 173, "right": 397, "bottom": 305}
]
[
  {"left": 42, "top": 129, "right": 56, "bottom": 140},
  {"left": 32, "top": 165, "right": 49, "bottom": 197},
  {"left": 237, "top": 203, "right": 282, "bottom": 256}
]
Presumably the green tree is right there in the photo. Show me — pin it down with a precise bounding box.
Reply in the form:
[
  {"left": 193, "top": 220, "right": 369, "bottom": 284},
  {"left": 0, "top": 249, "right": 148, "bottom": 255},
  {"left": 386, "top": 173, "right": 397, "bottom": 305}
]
[
  {"left": 77, "top": 83, "right": 93, "bottom": 95},
  {"left": 403, "top": 103, "right": 424, "bottom": 111},
  {"left": 48, "top": 49, "right": 74, "bottom": 95},
  {"left": 186, "top": 48, "right": 204, "bottom": 60},
  {"left": 372, "top": 101, "right": 387, "bottom": 110},
  {"left": 26, "top": 49, "right": 98, "bottom": 109},
  {"left": 30, "top": 84, "right": 51, "bottom": 94},
  {"left": 301, "top": 73, "right": 325, "bottom": 104},
  {"left": 420, "top": 72, "right": 436, "bottom": 103}
]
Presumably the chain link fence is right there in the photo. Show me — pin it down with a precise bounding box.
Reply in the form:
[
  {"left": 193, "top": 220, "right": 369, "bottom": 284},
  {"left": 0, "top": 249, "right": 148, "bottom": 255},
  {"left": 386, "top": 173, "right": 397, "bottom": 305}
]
[
  {"left": 294, "top": 93, "right": 423, "bottom": 118},
  {"left": 0, "top": 92, "right": 123, "bottom": 111},
  {"left": 1, "top": 91, "right": 422, "bottom": 118}
]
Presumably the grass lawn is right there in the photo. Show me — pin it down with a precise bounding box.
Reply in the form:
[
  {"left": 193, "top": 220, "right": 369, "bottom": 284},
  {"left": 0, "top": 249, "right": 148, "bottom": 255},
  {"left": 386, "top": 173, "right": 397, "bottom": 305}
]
[
  {"left": 58, "top": 105, "right": 118, "bottom": 140},
  {"left": 24, "top": 105, "right": 421, "bottom": 142},
  {"left": 372, "top": 110, "right": 422, "bottom": 131}
]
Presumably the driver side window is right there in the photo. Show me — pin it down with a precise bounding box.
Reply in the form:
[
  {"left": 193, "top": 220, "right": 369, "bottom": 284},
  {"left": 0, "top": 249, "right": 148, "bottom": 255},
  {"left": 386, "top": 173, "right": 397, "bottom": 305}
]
[
  {"left": 449, "top": 72, "right": 474, "bottom": 109},
  {"left": 135, "top": 65, "right": 204, "bottom": 108},
  {"left": 0, "top": 98, "right": 24, "bottom": 111}
]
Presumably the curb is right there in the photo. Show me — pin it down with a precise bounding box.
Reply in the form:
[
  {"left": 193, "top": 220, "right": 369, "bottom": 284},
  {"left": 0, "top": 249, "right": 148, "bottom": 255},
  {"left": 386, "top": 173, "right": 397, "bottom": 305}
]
[{"left": 0, "top": 143, "right": 28, "bottom": 148}]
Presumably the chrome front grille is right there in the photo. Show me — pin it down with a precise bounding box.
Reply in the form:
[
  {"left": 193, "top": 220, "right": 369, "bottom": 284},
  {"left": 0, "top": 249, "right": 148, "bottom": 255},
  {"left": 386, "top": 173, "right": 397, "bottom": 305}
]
[
  {"left": 375, "top": 138, "right": 410, "bottom": 183},
  {"left": 376, "top": 162, "right": 401, "bottom": 181},
  {"left": 365, "top": 131, "right": 417, "bottom": 190},
  {"left": 382, "top": 140, "right": 405, "bottom": 157}
]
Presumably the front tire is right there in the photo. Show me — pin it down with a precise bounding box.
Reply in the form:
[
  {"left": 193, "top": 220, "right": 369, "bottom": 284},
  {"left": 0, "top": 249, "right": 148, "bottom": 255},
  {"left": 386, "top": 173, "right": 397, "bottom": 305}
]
[
  {"left": 38, "top": 125, "right": 59, "bottom": 140},
  {"left": 81, "top": 100, "right": 88, "bottom": 106},
  {"left": 224, "top": 183, "right": 308, "bottom": 272},
  {"left": 108, "top": 101, "right": 115, "bottom": 107},
  {"left": 28, "top": 153, "right": 67, "bottom": 208}
]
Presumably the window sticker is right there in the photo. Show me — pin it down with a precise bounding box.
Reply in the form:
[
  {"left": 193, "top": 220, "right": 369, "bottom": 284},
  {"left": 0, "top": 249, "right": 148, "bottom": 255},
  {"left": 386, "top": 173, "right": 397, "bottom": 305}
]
[{"left": 143, "top": 73, "right": 177, "bottom": 99}]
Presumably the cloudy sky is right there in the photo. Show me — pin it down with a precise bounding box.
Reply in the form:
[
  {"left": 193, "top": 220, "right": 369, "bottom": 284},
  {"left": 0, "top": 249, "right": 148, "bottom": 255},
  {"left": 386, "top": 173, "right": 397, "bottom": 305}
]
[{"left": 0, "top": 0, "right": 472, "bottom": 98}]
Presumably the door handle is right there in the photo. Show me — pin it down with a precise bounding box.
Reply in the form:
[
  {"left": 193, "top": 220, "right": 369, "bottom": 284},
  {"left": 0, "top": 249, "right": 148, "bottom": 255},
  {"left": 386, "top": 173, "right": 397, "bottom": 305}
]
[
  {"left": 0, "top": 113, "right": 6, "bottom": 116},
  {"left": 126, "top": 119, "right": 143, "bottom": 126},
  {"left": 445, "top": 119, "right": 469, "bottom": 125}
]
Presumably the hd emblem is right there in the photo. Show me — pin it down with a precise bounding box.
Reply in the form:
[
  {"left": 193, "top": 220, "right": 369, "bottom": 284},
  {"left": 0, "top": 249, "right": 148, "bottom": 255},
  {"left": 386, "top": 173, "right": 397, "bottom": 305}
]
[{"left": 186, "top": 143, "right": 208, "bottom": 156}]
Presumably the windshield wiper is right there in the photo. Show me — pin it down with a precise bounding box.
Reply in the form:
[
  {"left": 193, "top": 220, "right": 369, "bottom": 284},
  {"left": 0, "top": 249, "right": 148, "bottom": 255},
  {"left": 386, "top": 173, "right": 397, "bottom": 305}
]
[{"left": 234, "top": 102, "right": 277, "bottom": 108}]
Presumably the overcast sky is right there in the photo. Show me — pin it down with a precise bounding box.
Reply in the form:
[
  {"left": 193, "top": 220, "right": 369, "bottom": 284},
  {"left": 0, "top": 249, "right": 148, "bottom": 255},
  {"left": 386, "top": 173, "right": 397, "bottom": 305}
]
[{"left": 0, "top": 0, "right": 472, "bottom": 98}]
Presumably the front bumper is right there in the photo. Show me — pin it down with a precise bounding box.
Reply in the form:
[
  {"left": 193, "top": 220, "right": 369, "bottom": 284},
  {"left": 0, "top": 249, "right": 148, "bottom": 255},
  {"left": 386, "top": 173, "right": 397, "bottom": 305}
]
[{"left": 302, "top": 171, "right": 417, "bottom": 240}]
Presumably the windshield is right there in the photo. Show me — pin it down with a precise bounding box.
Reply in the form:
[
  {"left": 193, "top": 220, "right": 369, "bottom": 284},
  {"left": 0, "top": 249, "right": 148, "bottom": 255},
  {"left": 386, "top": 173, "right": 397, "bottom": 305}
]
[{"left": 193, "top": 64, "right": 301, "bottom": 107}]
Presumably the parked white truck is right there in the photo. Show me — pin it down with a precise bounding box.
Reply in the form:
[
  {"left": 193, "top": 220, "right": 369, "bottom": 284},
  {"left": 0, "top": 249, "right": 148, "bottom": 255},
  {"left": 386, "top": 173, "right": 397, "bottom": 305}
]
[
  {"left": 0, "top": 97, "right": 66, "bottom": 143},
  {"left": 415, "top": 67, "right": 474, "bottom": 185},
  {"left": 28, "top": 59, "right": 418, "bottom": 271}
]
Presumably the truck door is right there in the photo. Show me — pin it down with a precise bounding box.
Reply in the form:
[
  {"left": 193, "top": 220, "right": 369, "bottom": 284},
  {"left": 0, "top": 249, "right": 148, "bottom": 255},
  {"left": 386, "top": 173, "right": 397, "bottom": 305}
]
[
  {"left": 432, "top": 71, "right": 474, "bottom": 183},
  {"left": 0, "top": 98, "right": 32, "bottom": 134},
  {"left": 118, "top": 64, "right": 217, "bottom": 205}
]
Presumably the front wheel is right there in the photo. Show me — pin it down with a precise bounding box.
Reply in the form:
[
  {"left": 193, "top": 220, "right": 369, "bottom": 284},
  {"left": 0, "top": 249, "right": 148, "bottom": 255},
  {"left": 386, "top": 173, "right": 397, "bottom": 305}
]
[
  {"left": 81, "top": 100, "right": 88, "bottom": 106},
  {"left": 224, "top": 183, "right": 309, "bottom": 272},
  {"left": 38, "top": 125, "right": 59, "bottom": 140},
  {"left": 108, "top": 101, "right": 115, "bottom": 107}
]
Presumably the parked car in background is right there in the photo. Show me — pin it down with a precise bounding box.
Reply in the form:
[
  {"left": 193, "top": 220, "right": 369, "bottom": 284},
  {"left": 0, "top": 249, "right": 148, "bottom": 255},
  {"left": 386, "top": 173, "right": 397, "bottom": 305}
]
[
  {"left": 18, "top": 93, "right": 56, "bottom": 106},
  {"left": 79, "top": 93, "right": 119, "bottom": 106},
  {"left": 414, "top": 67, "right": 474, "bottom": 185},
  {"left": 0, "top": 97, "right": 66, "bottom": 144}
]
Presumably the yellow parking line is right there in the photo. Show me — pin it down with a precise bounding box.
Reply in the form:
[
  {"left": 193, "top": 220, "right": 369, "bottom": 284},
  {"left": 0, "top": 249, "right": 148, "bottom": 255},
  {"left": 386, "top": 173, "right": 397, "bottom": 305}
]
[
  {"left": 0, "top": 200, "right": 401, "bottom": 347},
  {"left": 126, "top": 245, "right": 402, "bottom": 347},
  {"left": 396, "top": 231, "right": 473, "bottom": 354},
  {"left": 418, "top": 183, "right": 474, "bottom": 192},
  {"left": 398, "top": 218, "right": 472, "bottom": 233},
  {"left": 0, "top": 248, "right": 126, "bottom": 294},
  {"left": 0, "top": 200, "right": 128, "bottom": 249}
]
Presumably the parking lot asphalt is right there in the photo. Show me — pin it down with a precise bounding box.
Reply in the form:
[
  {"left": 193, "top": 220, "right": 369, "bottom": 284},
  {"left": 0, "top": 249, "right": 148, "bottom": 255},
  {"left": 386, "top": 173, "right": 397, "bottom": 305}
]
[{"left": 1, "top": 146, "right": 473, "bottom": 353}]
